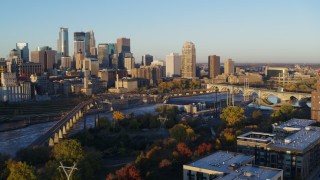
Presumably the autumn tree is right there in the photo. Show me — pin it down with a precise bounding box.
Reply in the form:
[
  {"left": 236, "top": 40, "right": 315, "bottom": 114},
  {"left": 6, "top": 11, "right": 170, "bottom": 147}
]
[
  {"left": 169, "top": 124, "right": 196, "bottom": 142},
  {"left": 176, "top": 143, "right": 192, "bottom": 158},
  {"left": 53, "top": 139, "right": 84, "bottom": 165},
  {"left": 159, "top": 159, "right": 172, "bottom": 168},
  {"left": 7, "top": 160, "right": 36, "bottom": 180},
  {"left": 113, "top": 111, "right": 125, "bottom": 122},
  {"left": 115, "top": 163, "right": 142, "bottom": 180},
  {"left": 220, "top": 106, "right": 245, "bottom": 126},
  {"left": 194, "top": 143, "right": 213, "bottom": 157}
]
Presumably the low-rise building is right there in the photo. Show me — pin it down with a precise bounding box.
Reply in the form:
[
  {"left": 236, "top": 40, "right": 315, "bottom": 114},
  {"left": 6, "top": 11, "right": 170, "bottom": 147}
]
[
  {"left": 183, "top": 151, "right": 283, "bottom": 180},
  {"left": 237, "top": 119, "right": 320, "bottom": 179}
]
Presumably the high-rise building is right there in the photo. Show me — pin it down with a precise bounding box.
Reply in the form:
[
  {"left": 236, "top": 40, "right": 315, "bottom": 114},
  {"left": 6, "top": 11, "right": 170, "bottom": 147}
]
[
  {"left": 57, "top": 27, "right": 69, "bottom": 56},
  {"left": 181, "top": 42, "right": 196, "bottom": 79},
  {"left": 108, "top": 43, "right": 118, "bottom": 55},
  {"left": 31, "top": 46, "right": 56, "bottom": 72},
  {"left": 74, "top": 32, "right": 86, "bottom": 59},
  {"left": 224, "top": 59, "right": 234, "bottom": 75},
  {"left": 97, "top": 44, "right": 109, "bottom": 68},
  {"left": 61, "top": 56, "right": 73, "bottom": 69},
  {"left": 131, "top": 65, "right": 163, "bottom": 85},
  {"left": 312, "top": 80, "right": 320, "bottom": 121},
  {"left": 75, "top": 49, "right": 84, "bottom": 70},
  {"left": 9, "top": 49, "right": 19, "bottom": 59},
  {"left": 166, "top": 53, "right": 182, "bottom": 77},
  {"left": 117, "top": 38, "right": 130, "bottom": 53},
  {"left": 142, "top": 54, "right": 153, "bottom": 66},
  {"left": 124, "top": 57, "right": 135, "bottom": 74},
  {"left": 208, "top": 55, "right": 220, "bottom": 79},
  {"left": 83, "top": 58, "right": 99, "bottom": 76},
  {"left": 85, "top": 30, "right": 95, "bottom": 56},
  {"left": 117, "top": 38, "right": 130, "bottom": 69},
  {"left": 16, "top": 43, "right": 29, "bottom": 62}
]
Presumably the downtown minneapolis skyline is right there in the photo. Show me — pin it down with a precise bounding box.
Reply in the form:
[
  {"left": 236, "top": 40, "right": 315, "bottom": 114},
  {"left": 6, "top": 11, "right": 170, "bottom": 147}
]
[{"left": 0, "top": 0, "right": 319, "bottom": 63}]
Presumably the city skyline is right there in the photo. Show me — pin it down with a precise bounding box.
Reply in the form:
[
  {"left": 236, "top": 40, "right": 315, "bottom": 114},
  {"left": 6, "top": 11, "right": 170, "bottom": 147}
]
[{"left": 0, "top": 0, "right": 319, "bottom": 63}]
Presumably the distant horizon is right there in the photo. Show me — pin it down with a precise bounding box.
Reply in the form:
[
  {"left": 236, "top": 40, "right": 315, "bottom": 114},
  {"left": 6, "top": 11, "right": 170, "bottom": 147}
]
[{"left": 0, "top": 0, "right": 319, "bottom": 63}]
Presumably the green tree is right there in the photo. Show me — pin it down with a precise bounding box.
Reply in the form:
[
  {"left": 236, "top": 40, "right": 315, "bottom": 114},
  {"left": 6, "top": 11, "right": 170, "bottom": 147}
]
[
  {"left": 271, "top": 105, "right": 304, "bottom": 122},
  {"left": 16, "top": 146, "right": 50, "bottom": 166},
  {"left": 7, "top": 160, "right": 36, "bottom": 180},
  {"left": 0, "top": 153, "right": 10, "bottom": 180},
  {"left": 220, "top": 106, "right": 245, "bottom": 126},
  {"left": 53, "top": 139, "right": 84, "bottom": 165},
  {"left": 169, "top": 124, "right": 196, "bottom": 142},
  {"left": 98, "top": 117, "right": 112, "bottom": 130}
]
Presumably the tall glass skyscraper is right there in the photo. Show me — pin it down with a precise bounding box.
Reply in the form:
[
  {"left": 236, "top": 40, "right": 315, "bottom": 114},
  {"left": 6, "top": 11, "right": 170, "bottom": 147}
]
[
  {"left": 57, "top": 27, "right": 69, "bottom": 56},
  {"left": 74, "top": 32, "right": 86, "bottom": 58},
  {"left": 16, "top": 42, "right": 29, "bottom": 62}
]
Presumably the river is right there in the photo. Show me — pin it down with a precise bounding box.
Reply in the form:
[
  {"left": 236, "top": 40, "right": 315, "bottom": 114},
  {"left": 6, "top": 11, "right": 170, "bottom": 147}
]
[{"left": 0, "top": 93, "right": 262, "bottom": 156}]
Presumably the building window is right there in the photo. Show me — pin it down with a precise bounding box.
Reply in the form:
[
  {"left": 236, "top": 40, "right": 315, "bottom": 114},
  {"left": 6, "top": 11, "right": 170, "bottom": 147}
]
[{"left": 187, "top": 170, "right": 195, "bottom": 180}]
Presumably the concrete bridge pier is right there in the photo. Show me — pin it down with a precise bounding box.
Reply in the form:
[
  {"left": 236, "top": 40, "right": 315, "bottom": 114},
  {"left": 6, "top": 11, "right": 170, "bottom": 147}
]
[
  {"left": 49, "top": 138, "right": 54, "bottom": 147},
  {"left": 62, "top": 126, "right": 67, "bottom": 135},
  {"left": 69, "top": 119, "right": 73, "bottom": 128},
  {"left": 54, "top": 133, "right": 59, "bottom": 144},
  {"left": 66, "top": 122, "right": 70, "bottom": 131},
  {"left": 73, "top": 116, "right": 76, "bottom": 123},
  {"left": 58, "top": 129, "right": 63, "bottom": 139}
]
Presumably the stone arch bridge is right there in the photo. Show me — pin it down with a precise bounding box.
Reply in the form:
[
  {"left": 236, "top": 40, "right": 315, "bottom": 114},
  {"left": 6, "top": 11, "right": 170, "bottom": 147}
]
[{"left": 206, "top": 83, "right": 311, "bottom": 102}]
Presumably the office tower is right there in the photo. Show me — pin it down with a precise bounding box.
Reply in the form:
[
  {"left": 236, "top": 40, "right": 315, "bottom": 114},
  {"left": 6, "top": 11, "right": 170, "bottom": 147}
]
[
  {"left": 83, "top": 58, "right": 99, "bottom": 76},
  {"left": 10, "top": 49, "right": 19, "bottom": 59},
  {"left": 117, "top": 38, "right": 130, "bottom": 53},
  {"left": 16, "top": 43, "right": 29, "bottom": 62},
  {"left": 166, "top": 53, "right": 182, "bottom": 77},
  {"left": 74, "top": 32, "right": 86, "bottom": 58},
  {"left": 124, "top": 57, "right": 135, "bottom": 74},
  {"left": 181, "top": 42, "right": 196, "bottom": 79},
  {"left": 85, "top": 30, "right": 95, "bottom": 56},
  {"left": 97, "top": 44, "right": 109, "bottom": 68},
  {"left": 31, "top": 46, "right": 56, "bottom": 72},
  {"left": 224, "top": 59, "right": 234, "bottom": 75},
  {"left": 208, "top": 55, "right": 220, "bottom": 79},
  {"left": 108, "top": 43, "right": 118, "bottom": 55},
  {"left": 117, "top": 38, "right": 130, "bottom": 69},
  {"left": 131, "top": 65, "right": 163, "bottom": 85},
  {"left": 75, "top": 49, "right": 84, "bottom": 69},
  {"left": 142, "top": 54, "right": 153, "bottom": 66},
  {"left": 61, "top": 56, "right": 72, "bottom": 69},
  {"left": 57, "top": 27, "right": 69, "bottom": 56},
  {"left": 90, "top": 47, "right": 97, "bottom": 57}
]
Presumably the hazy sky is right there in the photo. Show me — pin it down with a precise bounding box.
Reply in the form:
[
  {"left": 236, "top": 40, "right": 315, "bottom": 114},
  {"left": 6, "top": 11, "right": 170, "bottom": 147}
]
[{"left": 0, "top": 0, "right": 319, "bottom": 63}]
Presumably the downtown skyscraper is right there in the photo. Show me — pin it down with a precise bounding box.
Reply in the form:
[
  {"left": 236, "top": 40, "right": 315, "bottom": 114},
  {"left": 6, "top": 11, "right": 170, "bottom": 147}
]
[
  {"left": 74, "top": 32, "right": 86, "bottom": 58},
  {"left": 16, "top": 43, "right": 29, "bottom": 62},
  {"left": 57, "top": 27, "right": 69, "bottom": 56},
  {"left": 181, "top": 42, "right": 196, "bottom": 79},
  {"left": 208, "top": 55, "right": 220, "bottom": 79},
  {"left": 85, "top": 30, "right": 96, "bottom": 56}
]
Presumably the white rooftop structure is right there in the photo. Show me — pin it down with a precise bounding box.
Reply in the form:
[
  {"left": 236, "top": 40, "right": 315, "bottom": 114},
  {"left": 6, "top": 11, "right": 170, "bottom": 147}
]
[
  {"left": 270, "top": 126, "right": 320, "bottom": 153},
  {"left": 183, "top": 151, "right": 283, "bottom": 180},
  {"left": 273, "top": 119, "right": 315, "bottom": 132}
]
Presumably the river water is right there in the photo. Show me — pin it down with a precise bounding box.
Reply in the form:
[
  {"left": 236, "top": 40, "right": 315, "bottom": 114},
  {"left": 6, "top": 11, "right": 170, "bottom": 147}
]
[{"left": 0, "top": 93, "right": 267, "bottom": 156}]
